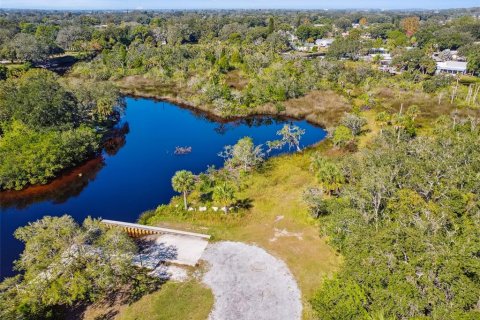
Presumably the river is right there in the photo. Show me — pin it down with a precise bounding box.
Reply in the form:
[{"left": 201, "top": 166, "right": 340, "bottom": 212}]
[{"left": 0, "top": 97, "right": 327, "bottom": 279}]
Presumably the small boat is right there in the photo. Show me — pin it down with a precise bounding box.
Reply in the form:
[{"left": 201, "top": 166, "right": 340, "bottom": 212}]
[{"left": 174, "top": 146, "right": 192, "bottom": 155}]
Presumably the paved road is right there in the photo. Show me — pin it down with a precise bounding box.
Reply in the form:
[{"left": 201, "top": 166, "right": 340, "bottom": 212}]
[{"left": 202, "top": 241, "right": 302, "bottom": 320}]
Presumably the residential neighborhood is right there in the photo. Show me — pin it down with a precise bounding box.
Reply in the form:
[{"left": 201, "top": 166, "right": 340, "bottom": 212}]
[{"left": 283, "top": 17, "right": 479, "bottom": 77}]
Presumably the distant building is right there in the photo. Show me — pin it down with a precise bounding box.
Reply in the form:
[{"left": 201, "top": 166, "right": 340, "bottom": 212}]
[
  {"left": 285, "top": 31, "right": 298, "bottom": 42},
  {"left": 296, "top": 43, "right": 316, "bottom": 52},
  {"left": 436, "top": 61, "right": 468, "bottom": 75},
  {"left": 433, "top": 49, "right": 466, "bottom": 62},
  {"left": 375, "top": 53, "right": 392, "bottom": 65},
  {"left": 315, "top": 38, "right": 334, "bottom": 48},
  {"left": 370, "top": 47, "right": 388, "bottom": 54},
  {"left": 361, "top": 53, "right": 392, "bottom": 66}
]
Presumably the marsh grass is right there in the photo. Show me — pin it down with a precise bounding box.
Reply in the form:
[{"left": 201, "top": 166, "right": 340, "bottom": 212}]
[
  {"left": 257, "top": 90, "right": 352, "bottom": 127},
  {"left": 115, "top": 75, "right": 351, "bottom": 128}
]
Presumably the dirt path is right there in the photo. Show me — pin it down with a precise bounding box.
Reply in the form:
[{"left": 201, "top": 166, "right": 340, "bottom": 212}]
[{"left": 201, "top": 241, "right": 302, "bottom": 320}]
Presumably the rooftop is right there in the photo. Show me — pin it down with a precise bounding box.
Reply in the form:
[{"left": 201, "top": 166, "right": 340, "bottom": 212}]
[{"left": 436, "top": 61, "right": 468, "bottom": 71}]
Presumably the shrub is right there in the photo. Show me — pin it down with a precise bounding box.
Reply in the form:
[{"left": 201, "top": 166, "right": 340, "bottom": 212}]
[{"left": 332, "top": 125, "right": 354, "bottom": 147}]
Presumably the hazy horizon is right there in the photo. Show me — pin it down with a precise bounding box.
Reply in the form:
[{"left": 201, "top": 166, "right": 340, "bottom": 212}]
[{"left": 1, "top": 0, "right": 479, "bottom": 11}]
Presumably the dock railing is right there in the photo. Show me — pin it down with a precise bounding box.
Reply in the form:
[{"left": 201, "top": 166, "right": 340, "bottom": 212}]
[{"left": 101, "top": 219, "right": 211, "bottom": 239}]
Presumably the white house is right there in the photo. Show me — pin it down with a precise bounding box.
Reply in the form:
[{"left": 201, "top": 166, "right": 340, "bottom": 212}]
[
  {"left": 372, "top": 53, "right": 392, "bottom": 65},
  {"left": 296, "top": 43, "right": 316, "bottom": 52},
  {"left": 315, "top": 38, "right": 335, "bottom": 47},
  {"left": 436, "top": 61, "right": 468, "bottom": 75}
]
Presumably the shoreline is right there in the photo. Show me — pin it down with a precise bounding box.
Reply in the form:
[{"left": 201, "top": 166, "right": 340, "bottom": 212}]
[
  {"left": 115, "top": 75, "right": 350, "bottom": 128},
  {"left": 0, "top": 156, "right": 105, "bottom": 210},
  {"left": 124, "top": 91, "right": 327, "bottom": 128},
  {"left": 0, "top": 92, "right": 330, "bottom": 195}
]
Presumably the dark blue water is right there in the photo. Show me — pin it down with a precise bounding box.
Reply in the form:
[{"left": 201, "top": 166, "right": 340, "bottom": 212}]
[{"left": 0, "top": 97, "right": 326, "bottom": 278}]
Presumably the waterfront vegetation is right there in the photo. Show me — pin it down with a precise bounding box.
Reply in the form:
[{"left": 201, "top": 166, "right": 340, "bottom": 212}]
[
  {"left": 0, "top": 68, "right": 123, "bottom": 190},
  {"left": 0, "top": 216, "right": 160, "bottom": 319},
  {"left": 140, "top": 147, "right": 340, "bottom": 318},
  {"left": 1, "top": 7, "right": 480, "bottom": 320}
]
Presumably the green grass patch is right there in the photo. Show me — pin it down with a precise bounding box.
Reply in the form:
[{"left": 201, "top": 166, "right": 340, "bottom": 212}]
[
  {"left": 459, "top": 75, "right": 480, "bottom": 85},
  {"left": 116, "top": 280, "right": 213, "bottom": 320}
]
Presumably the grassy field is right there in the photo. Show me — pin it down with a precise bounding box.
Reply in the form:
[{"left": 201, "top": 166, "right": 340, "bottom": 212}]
[
  {"left": 140, "top": 144, "right": 341, "bottom": 319},
  {"left": 116, "top": 281, "right": 213, "bottom": 320}
]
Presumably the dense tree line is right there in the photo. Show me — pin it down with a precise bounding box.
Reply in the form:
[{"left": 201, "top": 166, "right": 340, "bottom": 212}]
[
  {"left": 309, "top": 117, "right": 480, "bottom": 319},
  {"left": 0, "top": 69, "right": 123, "bottom": 190},
  {"left": 1, "top": 9, "right": 479, "bottom": 120}
]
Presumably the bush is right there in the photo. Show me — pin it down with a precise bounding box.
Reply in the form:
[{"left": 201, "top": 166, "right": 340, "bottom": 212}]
[
  {"left": 422, "top": 75, "right": 452, "bottom": 93},
  {"left": 302, "top": 188, "right": 328, "bottom": 218},
  {"left": 332, "top": 125, "right": 354, "bottom": 147},
  {"left": 311, "top": 277, "right": 368, "bottom": 320},
  {"left": 138, "top": 205, "right": 184, "bottom": 225},
  {"left": 340, "top": 113, "right": 367, "bottom": 136}
]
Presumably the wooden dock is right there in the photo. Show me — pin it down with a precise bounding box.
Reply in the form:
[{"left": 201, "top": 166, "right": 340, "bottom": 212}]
[{"left": 101, "top": 219, "right": 211, "bottom": 239}]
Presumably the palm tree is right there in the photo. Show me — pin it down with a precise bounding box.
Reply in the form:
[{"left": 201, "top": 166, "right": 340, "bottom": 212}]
[
  {"left": 213, "top": 182, "right": 236, "bottom": 208},
  {"left": 171, "top": 170, "right": 195, "bottom": 210},
  {"left": 311, "top": 155, "right": 345, "bottom": 195}
]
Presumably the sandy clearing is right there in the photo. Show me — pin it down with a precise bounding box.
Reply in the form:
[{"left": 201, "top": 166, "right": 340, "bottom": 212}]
[
  {"left": 201, "top": 241, "right": 302, "bottom": 320},
  {"left": 138, "top": 234, "right": 209, "bottom": 267}
]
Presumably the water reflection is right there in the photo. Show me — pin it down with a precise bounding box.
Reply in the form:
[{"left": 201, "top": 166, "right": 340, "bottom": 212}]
[
  {"left": 0, "top": 157, "right": 105, "bottom": 210},
  {"left": 104, "top": 123, "right": 129, "bottom": 156},
  {"left": 213, "top": 117, "right": 294, "bottom": 135},
  {"left": 0, "top": 123, "right": 130, "bottom": 210}
]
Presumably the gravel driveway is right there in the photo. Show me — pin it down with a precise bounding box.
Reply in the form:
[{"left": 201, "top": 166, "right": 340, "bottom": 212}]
[{"left": 201, "top": 241, "right": 302, "bottom": 320}]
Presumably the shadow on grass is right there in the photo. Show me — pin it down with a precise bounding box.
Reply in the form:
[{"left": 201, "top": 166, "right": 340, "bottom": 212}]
[
  {"left": 235, "top": 198, "right": 253, "bottom": 210},
  {"left": 256, "top": 160, "right": 275, "bottom": 174}
]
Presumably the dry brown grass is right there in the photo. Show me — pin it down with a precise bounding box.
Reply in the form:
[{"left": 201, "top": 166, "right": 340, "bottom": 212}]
[
  {"left": 257, "top": 90, "right": 352, "bottom": 128},
  {"left": 373, "top": 87, "right": 480, "bottom": 122},
  {"left": 116, "top": 75, "right": 186, "bottom": 98},
  {"left": 225, "top": 69, "right": 249, "bottom": 90},
  {"left": 115, "top": 76, "right": 351, "bottom": 128}
]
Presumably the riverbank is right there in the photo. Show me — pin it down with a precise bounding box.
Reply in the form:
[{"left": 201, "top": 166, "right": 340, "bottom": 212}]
[
  {"left": 116, "top": 74, "right": 480, "bottom": 132},
  {"left": 116, "top": 75, "right": 352, "bottom": 128}
]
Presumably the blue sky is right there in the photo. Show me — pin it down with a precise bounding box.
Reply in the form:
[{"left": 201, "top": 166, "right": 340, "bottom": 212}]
[{"left": 1, "top": 0, "right": 478, "bottom": 10}]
